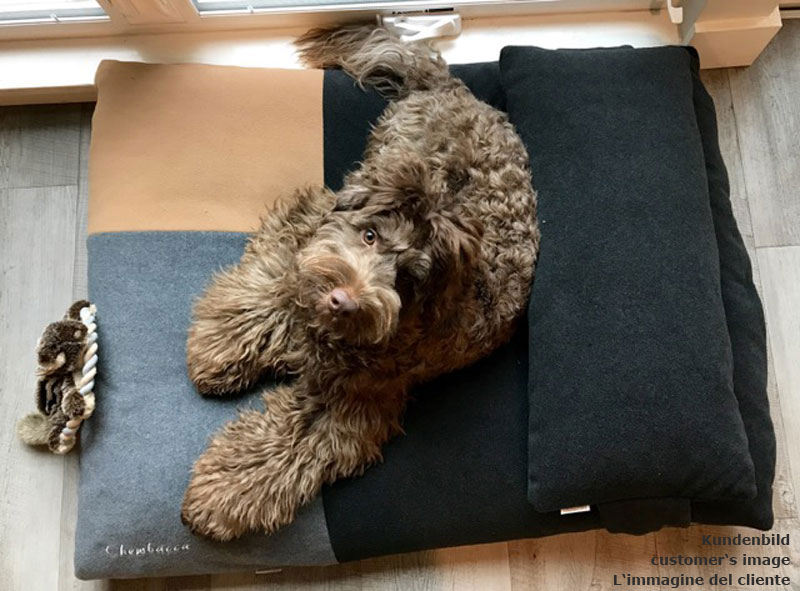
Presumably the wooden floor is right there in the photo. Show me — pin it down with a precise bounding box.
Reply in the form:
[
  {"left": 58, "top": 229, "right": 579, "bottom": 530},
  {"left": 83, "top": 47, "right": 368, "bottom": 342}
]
[{"left": 2, "top": 22, "right": 799, "bottom": 591}]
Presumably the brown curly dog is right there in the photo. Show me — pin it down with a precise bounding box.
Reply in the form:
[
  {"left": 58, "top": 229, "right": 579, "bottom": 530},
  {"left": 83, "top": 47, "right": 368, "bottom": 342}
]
[{"left": 181, "top": 24, "right": 540, "bottom": 541}]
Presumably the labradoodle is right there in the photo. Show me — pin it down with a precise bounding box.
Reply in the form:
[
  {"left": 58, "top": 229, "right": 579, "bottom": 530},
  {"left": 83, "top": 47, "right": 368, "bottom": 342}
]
[{"left": 181, "top": 24, "right": 540, "bottom": 541}]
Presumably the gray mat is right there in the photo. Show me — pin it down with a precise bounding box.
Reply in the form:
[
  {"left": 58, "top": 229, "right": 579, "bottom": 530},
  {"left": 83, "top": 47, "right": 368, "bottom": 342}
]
[{"left": 75, "top": 231, "right": 337, "bottom": 580}]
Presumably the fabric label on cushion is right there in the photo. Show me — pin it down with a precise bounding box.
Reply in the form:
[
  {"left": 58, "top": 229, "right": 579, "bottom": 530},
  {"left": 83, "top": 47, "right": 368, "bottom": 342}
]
[
  {"left": 499, "top": 45, "right": 757, "bottom": 512},
  {"left": 561, "top": 505, "right": 592, "bottom": 515}
]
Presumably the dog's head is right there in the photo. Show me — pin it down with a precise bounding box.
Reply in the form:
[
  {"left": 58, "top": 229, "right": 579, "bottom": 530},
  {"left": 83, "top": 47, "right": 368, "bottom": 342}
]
[{"left": 296, "top": 157, "right": 483, "bottom": 346}]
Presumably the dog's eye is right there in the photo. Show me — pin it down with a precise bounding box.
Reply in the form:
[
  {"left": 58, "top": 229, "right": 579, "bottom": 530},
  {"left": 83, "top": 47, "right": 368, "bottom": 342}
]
[{"left": 362, "top": 228, "right": 378, "bottom": 246}]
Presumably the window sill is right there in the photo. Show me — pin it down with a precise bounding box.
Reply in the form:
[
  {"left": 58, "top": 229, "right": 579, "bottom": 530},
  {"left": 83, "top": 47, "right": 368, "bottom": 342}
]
[{"left": 0, "top": 9, "right": 681, "bottom": 105}]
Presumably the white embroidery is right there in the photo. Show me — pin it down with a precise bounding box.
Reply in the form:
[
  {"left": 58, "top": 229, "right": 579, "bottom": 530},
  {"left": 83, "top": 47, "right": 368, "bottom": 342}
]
[{"left": 104, "top": 542, "right": 191, "bottom": 557}]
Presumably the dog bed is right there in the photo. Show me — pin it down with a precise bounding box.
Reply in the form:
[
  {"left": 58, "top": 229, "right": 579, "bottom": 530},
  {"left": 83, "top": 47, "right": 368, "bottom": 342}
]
[{"left": 75, "top": 48, "right": 773, "bottom": 579}]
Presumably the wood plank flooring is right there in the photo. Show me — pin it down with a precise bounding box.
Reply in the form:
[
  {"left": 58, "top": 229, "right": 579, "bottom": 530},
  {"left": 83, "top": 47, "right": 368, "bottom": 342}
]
[
  {"left": 1, "top": 21, "right": 799, "bottom": 591},
  {"left": 1, "top": 186, "right": 79, "bottom": 591}
]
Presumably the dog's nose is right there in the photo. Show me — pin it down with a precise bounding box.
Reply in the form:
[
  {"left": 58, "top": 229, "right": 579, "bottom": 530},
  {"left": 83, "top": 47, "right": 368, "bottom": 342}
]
[{"left": 328, "top": 288, "right": 357, "bottom": 313}]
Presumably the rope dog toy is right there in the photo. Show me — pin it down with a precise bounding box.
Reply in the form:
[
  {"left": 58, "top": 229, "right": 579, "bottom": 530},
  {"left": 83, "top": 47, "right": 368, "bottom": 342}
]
[{"left": 16, "top": 300, "right": 98, "bottom": 454}]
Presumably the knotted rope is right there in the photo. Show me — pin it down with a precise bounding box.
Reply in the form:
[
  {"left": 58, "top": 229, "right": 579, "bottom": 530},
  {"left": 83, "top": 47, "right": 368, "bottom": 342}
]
[{"left": 57, "top": 304, "right": 98, "bottom": 454}]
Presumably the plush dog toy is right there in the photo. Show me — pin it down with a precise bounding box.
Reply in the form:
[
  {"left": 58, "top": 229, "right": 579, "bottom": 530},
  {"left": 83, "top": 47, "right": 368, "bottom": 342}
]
[{"left": 16, "top": 300, "right": 98, "bottom": 454}]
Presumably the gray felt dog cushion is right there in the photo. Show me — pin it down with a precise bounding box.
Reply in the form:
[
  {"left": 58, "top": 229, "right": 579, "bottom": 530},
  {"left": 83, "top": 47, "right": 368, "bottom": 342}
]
[{"left": 75, "top": 51, "right": 772, "bottom": 579}]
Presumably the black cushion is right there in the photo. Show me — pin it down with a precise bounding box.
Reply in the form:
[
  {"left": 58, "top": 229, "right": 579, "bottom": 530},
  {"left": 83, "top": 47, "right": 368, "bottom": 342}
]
[
  {"left": 499, "top": 45, "right": 757, "bottom": 511},
  {"left": 688, "top": 55, "right": 775, "bottom": 530}
]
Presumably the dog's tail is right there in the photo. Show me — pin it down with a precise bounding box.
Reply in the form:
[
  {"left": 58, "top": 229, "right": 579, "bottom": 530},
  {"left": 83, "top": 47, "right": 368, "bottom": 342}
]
[{"left": 295, "top": 24, "right": 454, "bottom": 98}]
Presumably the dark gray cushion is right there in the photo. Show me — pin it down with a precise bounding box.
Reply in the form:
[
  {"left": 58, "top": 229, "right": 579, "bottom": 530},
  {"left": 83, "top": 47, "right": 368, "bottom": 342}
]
[
  {"left": 499, "top": 45, "right": 758, "bottom": 511},
  {"left": 76, "top": 232, "right": 338, "bottom": 580}
]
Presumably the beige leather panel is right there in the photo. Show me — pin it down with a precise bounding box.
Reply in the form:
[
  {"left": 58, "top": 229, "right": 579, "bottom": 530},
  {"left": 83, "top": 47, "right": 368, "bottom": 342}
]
[{"left": 89, "top": 60, "right": 323, "bottom": 233}]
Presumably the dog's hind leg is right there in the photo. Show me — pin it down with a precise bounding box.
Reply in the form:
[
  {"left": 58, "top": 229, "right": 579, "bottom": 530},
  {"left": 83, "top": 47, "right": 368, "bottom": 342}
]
[
  {"left": 181, "top": 380, "right": 403, "bottom": 540},
  {"left": 186, "top": 186, "right": 335, "bottom": 396}
]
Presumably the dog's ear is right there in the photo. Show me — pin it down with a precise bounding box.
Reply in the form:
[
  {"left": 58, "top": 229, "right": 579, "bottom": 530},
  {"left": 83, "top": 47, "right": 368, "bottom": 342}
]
[
  {"left": 427, "top": 209, "right": 484, "bottom": 270},
  {"left": 333, "top": 188, "right": 369, "bottom": 212},
  {"left": 387, "top": 156, "right": 430, "bottom": 207},
  {"left": 337, "top": 154, "right": 432, "bottom": 215},
  {"left": 397, "top": 248, "right": 432, "bottom": 283},
  {"left": 394, "top": 247, "right": 433, "bottom": 305}
]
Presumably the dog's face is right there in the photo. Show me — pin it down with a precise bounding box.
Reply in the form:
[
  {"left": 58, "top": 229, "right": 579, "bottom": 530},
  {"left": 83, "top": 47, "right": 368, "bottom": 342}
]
[
  {"left": 296, "top": 161, "right": 483, "bottom": 346},
  {"left": 296, "top": 212, "right": 406, "bottom": 345}
]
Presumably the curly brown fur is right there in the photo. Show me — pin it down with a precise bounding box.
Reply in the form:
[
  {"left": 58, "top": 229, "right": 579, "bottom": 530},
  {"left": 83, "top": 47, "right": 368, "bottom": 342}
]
[
  {"left": 182, "top": 24, "right": 540, "bottom": 541},
  {"left": 295, "top": 25, "right": 454, "bottom": 98}
]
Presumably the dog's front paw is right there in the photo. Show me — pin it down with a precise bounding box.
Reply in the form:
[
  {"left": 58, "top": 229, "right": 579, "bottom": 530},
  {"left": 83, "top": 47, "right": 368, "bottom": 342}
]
[
  {"left": 180, "top": 424, "right": 289, "bottom": 541},
  {"left": 186, "top": 329, "right": 254, "bottom": 396},
  {"left": 186, "top": 361, "right": 243, "bottom": 397},
  {"left": 181, "top": 404, "right": 314, "bottom": 540},
  {"left": 181, "top": 472, "right": 249, "bottom": 542}
]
